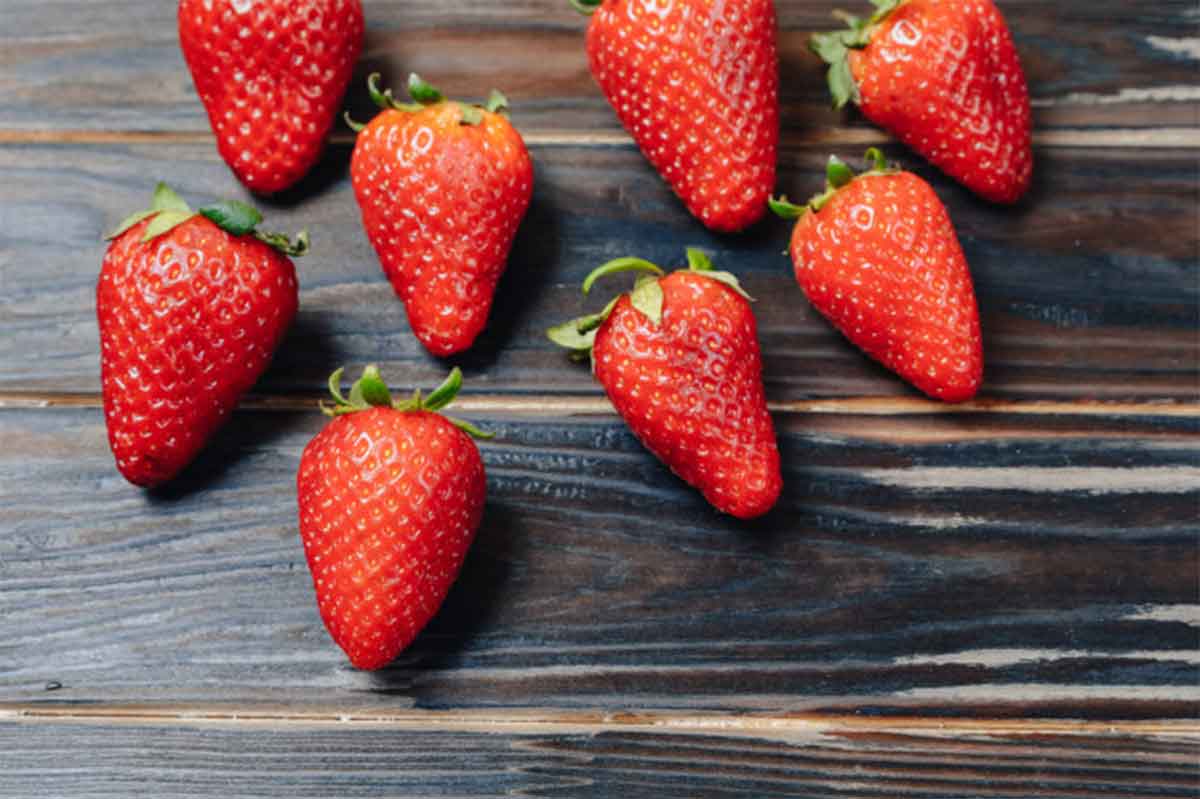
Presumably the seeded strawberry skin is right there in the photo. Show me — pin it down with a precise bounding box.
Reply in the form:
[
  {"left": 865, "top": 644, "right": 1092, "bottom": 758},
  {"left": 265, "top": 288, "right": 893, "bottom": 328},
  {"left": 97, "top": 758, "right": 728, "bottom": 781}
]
[
  {"left": 586, "top": 0, "right": 780, "bottom": 232},
  {"left": 789, "top": 171, "right": 983, "bottom": 402},
  {"left": 98, "top": 216, "right": 299, "bottom": 487},
  {"left": 593, "top": 271, "right": 781, "bottom": 519},
  {"left": 296, "top": 408, "right": 486, "bottom": 670},
  {"left": 849, "top": 0, "right": 1032, "bottom": 204},
  {"left": 350, "top": 103, "right": 534, "bottom": 357},
  {"left": 179, "top": 0, "right": 364, "bottom": 194}
]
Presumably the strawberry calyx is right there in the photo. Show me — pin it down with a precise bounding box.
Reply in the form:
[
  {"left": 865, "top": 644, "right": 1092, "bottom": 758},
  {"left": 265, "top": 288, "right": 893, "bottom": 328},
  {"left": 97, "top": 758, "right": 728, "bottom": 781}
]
[
  {"left": 811, "top": 0, "right": 904, "bottom": 109},
  {"left": 344, "top": 73, "right": 509, "bottom": 132},
  {"left": 105, "top": 182, "right": 309, "bottom": 256},
  {"left": 567, "top": 0, "right": 604, "bottom": 14},
  {"left": 547, "top": 248, "right": 751, "bottom": 360},
  {"left": 322, "top": 364, "right": 493, "bottom": 440},
  {"left": 771, "top": 147, "right": 896, "bottom": 220}
]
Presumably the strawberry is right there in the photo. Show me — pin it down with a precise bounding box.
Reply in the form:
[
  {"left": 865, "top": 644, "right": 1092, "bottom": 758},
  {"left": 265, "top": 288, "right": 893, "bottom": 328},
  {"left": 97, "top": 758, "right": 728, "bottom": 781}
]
[
  {"left": 771, "top": 149, "right": 983, "bottom": 402},
  {"left": 574, "top": 0, "right": 780, "bottom": 232},
  {"left": 347, "top": 74, "right": 534, "bottom": 357},
  {"left": 179, "top": 0, "right": 364, "bottom": 195},
  {"left": 549, "top": 249, "right": 781, "bottom": 519},
  {"left": 296, "top": 366, "right": 490, "bottom": 670},
  {"left": 812, "top": 0, "right": 1032, "bottom": 204},
  {"left": 99, "top": 183, "right": 306, "bottom": 487}
]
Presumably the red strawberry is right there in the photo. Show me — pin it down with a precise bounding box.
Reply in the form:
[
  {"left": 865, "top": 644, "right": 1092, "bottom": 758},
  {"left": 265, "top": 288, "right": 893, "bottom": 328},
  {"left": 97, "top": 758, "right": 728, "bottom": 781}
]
[
  {"left": 99, "top": 183, "right": 306, "bottom": 487},
  {"left": 348, "top": 74, "right": 534, "bottom": 357},
  {"left": 549, "top": 249, "right": 781, "bottom": 519},
  {"left": 575, "top": 0, "right": 780, "bottom": 232},
  {"left": 772, "top": 149, "right": 983, "bottom": 402},
  {"left": 296, "top": 366, "right": 489, "bottom": 670},
  {"left": 812, "top": 0, "right": 1032, "bottom": 204},
  {"left": 179, "top": 0, "right": 364, "bottom": 194}
]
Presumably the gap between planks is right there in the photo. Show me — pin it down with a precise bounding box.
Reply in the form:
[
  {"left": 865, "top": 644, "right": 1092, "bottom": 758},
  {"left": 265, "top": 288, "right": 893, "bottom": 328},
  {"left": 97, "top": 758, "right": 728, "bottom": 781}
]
[
  {"left": 2, "top": 706, "right": 1198, "bottom": 742},
  {"left": 0, "top": 127, "right": 1197, "bottom": 149},
  {"left": 2, "top": 392, "right": 1199, "bottom": 418}
]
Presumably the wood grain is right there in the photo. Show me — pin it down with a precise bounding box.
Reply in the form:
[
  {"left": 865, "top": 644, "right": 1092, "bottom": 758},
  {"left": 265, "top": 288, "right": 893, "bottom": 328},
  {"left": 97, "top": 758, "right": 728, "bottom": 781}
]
[
  {"left": 0, "top": 407, "right": 1195, "bottom": 714},
  {"left": 1, "top": 713, "right": 1197, "bottom": 798},
  {"left": 1, "top": 1, "right": 1198, "bottom": 136},
  {"left": 0, "top": 141, "right": 1195, "bottom": 402}
]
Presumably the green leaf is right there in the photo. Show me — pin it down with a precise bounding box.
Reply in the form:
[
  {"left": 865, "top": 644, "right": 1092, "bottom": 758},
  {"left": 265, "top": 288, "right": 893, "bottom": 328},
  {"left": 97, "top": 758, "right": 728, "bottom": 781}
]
[
  {"left": 827, "top": 57, "right": 858, "bottom": 109},
  {"left": 105, "top": 209, "right": 156, "bottom": 240},
  {"left": 864, "top": 147, "right": 888, "bottom": 172},
  {"left": 547, "top": 319, "right": 599, "bottom": 352},
  {"left": 422, "top": 368, "right": 463, "bottom": 412},
  {"left": 407, "top": 73, "right": 445, "bottom": 105},
  {"left": 445, "top": 415, "right": 495, "bottom": 441},
  {"left": 769, "top": 195, "right": 807, "bottom": 220},
  {"left": 255, "top": 229, "right": 310, "bottom": 258},
  {"left": 140, "top": 210, "right": 196, "bottom": 243},
  {"left": 457, "top": 103, "right": 484, "bottom": 126},
  {"left": 327, "top": 367, "right": 349, "bottom": 406},
  {"left": 353, "top": 364, "right": 393, "bottom": 408},
  {"left": 152, "top": 183, "right": 191, "bottom": 214},
  {"left": 199, "top": 200, "right": 263, "bottom": 237},
  {"left": 582, "top": 257, "right": 665, "bottom": 296},
  {"left": 485, "top": 89, "right": 509, "bottom": 115},
  {"left": 697, "top": 270, "right": 754, "bottom": 302},
  {"left": 809, "top": 32, "right": 848, "bottom": 64},
  {"left": 367, "top": 72, "right": 390, "bottom": 109},
  {"left": 826, "top": 156, "right": 855, "bottom": 189},
  {"left": 685, "top": 248, "right": 714, "bottom": 273},
  {"left": 629, "top": 276, "right": 665, "bottom": 326},
  {"left": 567, "top": 0, "right": 604, "bottom": 14}
]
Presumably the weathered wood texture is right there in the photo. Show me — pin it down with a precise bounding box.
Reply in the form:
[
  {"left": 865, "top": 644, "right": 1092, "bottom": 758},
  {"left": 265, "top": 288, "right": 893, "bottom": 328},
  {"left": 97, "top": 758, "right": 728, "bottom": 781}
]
[
  {"left": 1, "top": 407, "right": 1196, "bottom": 713},
  {"left": 1, "top": 1, "right": 1198, "bottom": 134},
  {"left": 1, "top": 715, "right": 1197, "bottom": 798},
  {"left": 0, "top": 141, "right": 1196, "bottom": 401}
]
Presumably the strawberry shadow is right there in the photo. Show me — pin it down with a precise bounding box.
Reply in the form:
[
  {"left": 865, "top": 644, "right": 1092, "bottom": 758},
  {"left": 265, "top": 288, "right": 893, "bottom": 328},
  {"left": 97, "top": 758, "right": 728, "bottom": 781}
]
[
  {"left": 253, "top": 143, "right": 353, "bottom": 210},
  {"left": 449, "top": 173, "right": 561, "bottom": 374},
  {"left": 144, "top": 410, "right": 300, "bottom": 503}
]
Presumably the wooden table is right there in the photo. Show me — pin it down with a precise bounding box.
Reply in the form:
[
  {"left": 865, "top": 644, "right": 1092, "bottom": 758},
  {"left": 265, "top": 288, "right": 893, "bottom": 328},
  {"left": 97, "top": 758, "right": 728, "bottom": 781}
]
[{"left": 2, "top": 1, "right": 1198, "bottom": 795}]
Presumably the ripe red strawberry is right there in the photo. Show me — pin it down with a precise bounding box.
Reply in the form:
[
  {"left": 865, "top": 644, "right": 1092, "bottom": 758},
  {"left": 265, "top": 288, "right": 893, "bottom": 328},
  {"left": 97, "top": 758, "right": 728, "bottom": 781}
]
[
  {"left": 549, "top": 250, "right": 781, "bottom": 519},
  {"left": 296, "top": 366, "right": 489, "bottom": 670},
  {"left": 812, "top": 0, "right": 1032, "bottom": 204},
  {"left": 772, "top": 149, "right": 983, "bottom": 402},
  {"left": 348, "top": 74, "right": 534, "bottom": 357},
  {"left": 99, "top": 183, "right": 306, "bottom": 487},
  {"left": 575, "top": 0, "right": 780, "bottom": 232},
  {"left": 179, "top": 0, "right": 364, "bottom": 194}
]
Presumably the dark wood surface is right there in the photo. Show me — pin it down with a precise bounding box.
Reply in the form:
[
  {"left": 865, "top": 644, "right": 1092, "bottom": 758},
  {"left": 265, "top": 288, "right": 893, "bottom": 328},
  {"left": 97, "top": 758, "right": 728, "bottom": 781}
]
[{"left": 0, "top": 0, "right": 1197, "bottom": 795}]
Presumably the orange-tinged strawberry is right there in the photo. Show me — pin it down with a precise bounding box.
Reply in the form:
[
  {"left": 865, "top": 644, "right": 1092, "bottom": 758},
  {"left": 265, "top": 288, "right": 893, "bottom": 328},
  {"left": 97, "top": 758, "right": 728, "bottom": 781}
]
[
  {"left": 772, "top": 149, "right": 983, "bottom": 402},
  {"left": 296, "top": 366, "right": 490, "bottom": 670},
  {"left": 549, "top": 249, "right": 781, "bottom": 519},
  {"left": 98, "top": 184, "right": 306, "bottom": 487},
  {"left": 179, "top": 0, "right": 364, "bottom": 195},
  {"left": 575, "top": 0, "right": 780, "bottom": 232},
  {"left": 348, "top": 74, "right": 534, "bottom": 358},
  {"left": 813, "top": 0, "right": 1032, "bottom": 204}
]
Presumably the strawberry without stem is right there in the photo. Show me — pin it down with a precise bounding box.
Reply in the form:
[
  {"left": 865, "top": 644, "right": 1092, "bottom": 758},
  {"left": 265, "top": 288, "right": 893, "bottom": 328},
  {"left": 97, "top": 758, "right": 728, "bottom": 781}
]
[
  {"left": 179, "top": 0, "right": 364, "bottom": 194},
  {"left": 772, "top": 149, "right": 983, "bottom": 402},
  {"left": 297, "top": 366, "right": 490, "bottom": 671},
  {"left": 812, "top": 0, "right": 1032, "bottom": 204},
  {"left": 549, "top": 250, "right": 781, "bottom": 519},
  {"left": 575, "top": 0, "right": 780, "bottom": 232},
  {"left": 98, "top": 184, "right": 306, "bottom": 487},
  {"left": 348, "top": 74, "right": 534, "bottom": 358}
]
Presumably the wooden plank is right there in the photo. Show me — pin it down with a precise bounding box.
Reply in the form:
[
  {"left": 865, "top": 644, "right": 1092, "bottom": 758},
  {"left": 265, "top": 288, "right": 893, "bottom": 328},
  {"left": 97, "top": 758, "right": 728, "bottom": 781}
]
[
  {"left": 0, "top": 407, "right": 1195, "bottom": 713},
  {"left": 0, "top": 1, "right": 1197, "bottom": 135},
  {"left": 1, "top": 713, "right": 1197, "bottom": 798},
  {"left": 0, "top": 141, "right": 1195, "bottom": 402}
]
